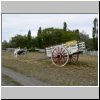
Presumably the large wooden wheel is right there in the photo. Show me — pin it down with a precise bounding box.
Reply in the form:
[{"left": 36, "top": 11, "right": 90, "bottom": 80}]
[
  {"left": 51, "top": 46, "right": 69, "bottom": 67},
  {"left": 69, "top": 53, "right": 79, "bottom": 64}
]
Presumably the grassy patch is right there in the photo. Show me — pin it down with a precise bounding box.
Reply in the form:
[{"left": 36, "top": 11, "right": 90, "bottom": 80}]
[{"left": 2, "top": 51, "right": 98, "bottom": 86}]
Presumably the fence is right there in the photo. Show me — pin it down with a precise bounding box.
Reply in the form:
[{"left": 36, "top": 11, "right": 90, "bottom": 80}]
[
  {"left": 84, "top": 51, "right": 98, "bottom": 56},
  {"left": 6, "top": 48, "right": 15, "bottom": 52},
  {"left": 35, "top": 48, "right": 45, "bottom": 53}
]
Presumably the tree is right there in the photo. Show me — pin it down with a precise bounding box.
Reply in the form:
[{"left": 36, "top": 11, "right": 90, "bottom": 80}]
[
  {"left": 27, "top": 30, "right": 32, "bottom": 49},
  {"left": 10, "top": 34, "right": 27, "bottom": 48},
  {"left": 36, "top": 27, "right": 79, "bottom": 48},
  {"left": 7, "top": 22, "right": 87, "bottom": 50},
  {"left": 88, "top": 38, "right": 94, "bottom": 50},
  {"left": 63, "top": 22, "right": 67, "bottom": 31},
  {"left": 92, "top": 18, "right": 98, "bottom": 50},
  {"left": 2, "top": 40, "right": 9, "bottom": 50},
  {"left": 37, "top": 27, "right": 42, "bottom": 36},
  {"left": 74, "top": 29, "right": 80, "bottom": 41},
  {"left": 79, "top": 30, "right": 89, "bottom": 49}
]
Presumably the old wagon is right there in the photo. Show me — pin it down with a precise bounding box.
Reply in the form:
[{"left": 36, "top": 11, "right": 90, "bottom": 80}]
[{"left": 46, "top": 40, "right": 85, "bottom": 67}]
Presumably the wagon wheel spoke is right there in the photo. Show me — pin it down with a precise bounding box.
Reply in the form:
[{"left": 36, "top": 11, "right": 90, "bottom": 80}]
[
  {"left": 61, "top": 49, "right": 65, "bottom": 55},
  {"left": 52, "top": 49, "right": 58, "bottom": 56},
  {"left": 61, "top": 56, "right": 67, "bottom": 64},
  {"left": 53, "top": 54, "right": 68, "bottom": 65},
  {"left": 51, "top": 46, "right": 69, "bottom": 67},
  {"left": 69, "top": 54, "right": 79, "bottom": 63}
]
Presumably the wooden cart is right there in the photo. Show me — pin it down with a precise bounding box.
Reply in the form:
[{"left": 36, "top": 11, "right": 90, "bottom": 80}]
[{"left": 46, "top": 40, "right": 85, "bottom": 67}]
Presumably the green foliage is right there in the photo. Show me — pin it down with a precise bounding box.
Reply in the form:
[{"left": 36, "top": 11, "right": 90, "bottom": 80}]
[
  {"left": 63, "top": 22, "right": 67, "bottom": 31},
  {"left": 2, "top": 40, "right": 9, "bottom": 50},
  {"left": 93, "top": 37, "right": 98, "bottom": 50},
  {"left": 92, "top": 18, "right": 98, "bottom": 50},
  {"left": 5, "top": 30, "right": 32, "bottom": 49},
  {"left": 27, "top": 30, "right": 32, "bottom": 49},
  {"left": 2, "top": 27, "right": 80, "bottom": 50},
  {"left": 37, "top": 27, "right": 42, "bottom": 36},
  {"left": 2, "top": 22, "right": 94, "bottom": 50},
  {"left": 36, "top": 28, "right": 79, "bottom": 48},
  {"left": 88, "top": 38, "right": 94, "bottom": 50},
  {"left": 79, "top": 32, "right": 89, "bottom": 48},
  {"left": 9, "top": 34, "right": 27, "bottom": 48},
  {"left": 79, "top": 31, "right": 95, "bottom": 50}
]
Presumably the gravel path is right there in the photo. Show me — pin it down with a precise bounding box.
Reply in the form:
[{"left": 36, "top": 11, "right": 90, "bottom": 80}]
[{"left": 2, "top": 67, "right": 50, "bottom": 86}]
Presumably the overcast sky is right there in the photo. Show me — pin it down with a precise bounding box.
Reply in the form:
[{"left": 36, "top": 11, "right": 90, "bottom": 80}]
[{"left": 2, "top": 14, "right": 98, "bottom": 42}]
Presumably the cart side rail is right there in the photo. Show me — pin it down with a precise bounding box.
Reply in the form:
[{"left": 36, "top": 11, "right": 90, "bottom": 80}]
[{"left": 46, "top": 41, "right": 85, "bottom": 57}]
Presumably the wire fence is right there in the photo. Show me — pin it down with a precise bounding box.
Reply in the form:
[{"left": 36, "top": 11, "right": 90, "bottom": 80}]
[{"left": 84, "top": 51, "right": 98, "bottom": 56}]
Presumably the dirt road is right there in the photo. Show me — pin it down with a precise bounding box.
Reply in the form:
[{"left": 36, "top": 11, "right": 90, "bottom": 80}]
[
  {"left": 2, "top": 74, "right": 21, "bottom": 86},
  {"left": 2, "top": 67, "right": 50, "bottom": 86}
]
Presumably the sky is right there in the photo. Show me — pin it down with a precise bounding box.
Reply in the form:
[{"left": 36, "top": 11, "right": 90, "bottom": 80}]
[{"left": 2, "top": 14, "right": 98, "bottom": 42}]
